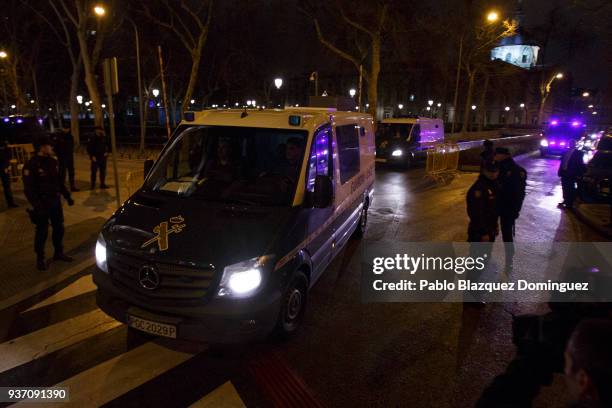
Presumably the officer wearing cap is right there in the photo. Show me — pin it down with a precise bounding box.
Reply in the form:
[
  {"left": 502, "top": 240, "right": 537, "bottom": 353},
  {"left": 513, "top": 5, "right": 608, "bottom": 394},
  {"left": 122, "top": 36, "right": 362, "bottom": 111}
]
[
  {"left": 23, "top": 136, "right": 75, "bottom": 270},
  {"left": 494, "top": 147, "right": 527, "bottom": 269},
  {"left": 466, "top": 161, "right": 499, "bottom": 242}
]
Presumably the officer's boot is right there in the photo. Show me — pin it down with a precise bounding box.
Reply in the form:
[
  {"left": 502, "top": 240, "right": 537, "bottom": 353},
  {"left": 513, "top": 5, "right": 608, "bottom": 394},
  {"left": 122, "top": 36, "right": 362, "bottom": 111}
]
[{"left": 37, "top": 256, "right": 47, "bottom": 271}]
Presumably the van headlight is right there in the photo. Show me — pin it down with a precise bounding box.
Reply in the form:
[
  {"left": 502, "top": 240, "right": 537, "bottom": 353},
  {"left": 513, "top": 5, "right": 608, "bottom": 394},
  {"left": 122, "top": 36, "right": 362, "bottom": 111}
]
[
  {"left": 391, "top": 149, "right": 403, "bottom": 157},
  {"left": 95, "top": 234, "right": 108, "bottom": 273},
  {"left": 540, "top": 139, "right": 548, "bottom": 147},
  {"left": 217, "top": 256, "right": 271, "bottom": 298}
]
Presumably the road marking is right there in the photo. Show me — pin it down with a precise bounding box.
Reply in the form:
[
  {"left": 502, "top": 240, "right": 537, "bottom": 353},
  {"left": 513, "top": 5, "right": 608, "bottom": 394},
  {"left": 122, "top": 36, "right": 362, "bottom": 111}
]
[
  {"left": 188, "top": 382, "right": 245, "bottom": 408},
  {"left": 24, "top": 275, "right": 96, "bottom": 313},
  {"left": 14, "top": 341, "right": 198, "bottom": 407},
  {"left": 0, "top": 257, "right": 95, "bottom": 312},
  {"left": 0, "top": 309, "right": 120, "bottom": 374}
]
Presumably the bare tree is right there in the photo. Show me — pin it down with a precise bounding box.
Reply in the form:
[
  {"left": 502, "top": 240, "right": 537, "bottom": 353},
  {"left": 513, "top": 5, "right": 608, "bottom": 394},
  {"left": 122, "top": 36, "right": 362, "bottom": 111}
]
[
  {"left": 56, "top": 0, "right": 109, "bottom": 128},
  {"left": 141, "top": 0, "right": 213, "bottom": 120},
  {"left": 303, "top": 0, "right": 387, "bottom": 119}
]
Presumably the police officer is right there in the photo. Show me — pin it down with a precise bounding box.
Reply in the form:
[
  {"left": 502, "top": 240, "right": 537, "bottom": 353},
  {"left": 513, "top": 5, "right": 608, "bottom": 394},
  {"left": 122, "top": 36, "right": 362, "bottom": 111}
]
[
  {"left": 558, "top": 142, "right": 586, "bottom": 210},
  {"left": 466, "top": 161, "right": 499, "bottom": 242},
  {"left": 480, "top": 139, "right": 495, "bottom": 170},
  {"left": 23, "top": 136, "right": 75, "bottom": 271},
  {"left": 87, "top": 127, "right": 109, "bottom": 189},
  {"left": 0, "top": 140, "right": 18, "bottom": 208},
  {"left": 494, "top": 147, "right": 527, "bottom": 269},
  {"left": 51, "top": 126, "right": 79, "bottom": 192}
]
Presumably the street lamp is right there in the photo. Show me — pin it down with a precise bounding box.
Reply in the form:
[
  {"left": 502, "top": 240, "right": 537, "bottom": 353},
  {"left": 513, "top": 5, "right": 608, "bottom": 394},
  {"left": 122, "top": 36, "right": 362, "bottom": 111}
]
[
  {"left": 428, "top": 100, "right": 434, "bottom": 106},
  {"left": 274, "top": 78, "right": 283, "bottom": 90},
  {"left": 349, "top": 88, "right": 356, "bottom": 98},
  {"left": 437, "top": 102, "right": 441, "bottom": 107},
  {"left": 471, "top": 105, "right": 476, "bottom": 110},
  {"left": 152, "top": 89, "right": 160, "bottom": 98},
  {"left": 398, "top": 104, "right": 404, "bottom": 110},
  {"left": 582, "top": 91, "right": 590, "bottom": 97},
  {"left": 93, "top": 5, "right": 106, "bottom": 16},
  {"left": 486, "top": 11, "right": 499, "bottom": 23},
  {"left": 555, "top": 73, "right": 563, "bottom": 79},
  {"left": 505, "top": 106, "right": 510, "bottom": 111},
  {"left": 76, "top": 95, "right": 83, "bottom": 104},
  {"left": 0, "top": 51, "right": 7, "bottom": 59},
  {"left": 588, "top": 104, "right": 594, "bottom": 109},
  {"left": 519, "top": 103, "right": 525, "bottom": 108},
  {"left": 190, "top": 99, "right": 195, "bottom": 104}
]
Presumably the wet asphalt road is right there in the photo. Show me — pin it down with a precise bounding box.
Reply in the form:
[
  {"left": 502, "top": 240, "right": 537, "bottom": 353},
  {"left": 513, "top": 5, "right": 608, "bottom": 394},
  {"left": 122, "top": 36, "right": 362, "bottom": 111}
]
[{"left": 0, "top": 151, "right": 605, "bottom": 407}]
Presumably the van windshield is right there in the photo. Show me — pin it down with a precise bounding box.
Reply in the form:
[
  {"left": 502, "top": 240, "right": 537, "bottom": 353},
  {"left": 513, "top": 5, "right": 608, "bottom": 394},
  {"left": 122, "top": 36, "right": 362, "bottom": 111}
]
[
  {"left": 376, "top": 123, "right": 414, "bottom": 143},
  {"left": 144, "top": 125, "right": 308, "bottom": 206}
]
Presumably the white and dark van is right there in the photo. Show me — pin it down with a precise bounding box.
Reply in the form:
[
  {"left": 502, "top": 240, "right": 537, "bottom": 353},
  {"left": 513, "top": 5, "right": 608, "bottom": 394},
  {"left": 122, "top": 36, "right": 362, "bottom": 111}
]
[
  {"left": 375, "top": 117, "right": 444, "bottom": 167},
  {"left": 93, "top": 108, "right": 375, "bottom": 342}
]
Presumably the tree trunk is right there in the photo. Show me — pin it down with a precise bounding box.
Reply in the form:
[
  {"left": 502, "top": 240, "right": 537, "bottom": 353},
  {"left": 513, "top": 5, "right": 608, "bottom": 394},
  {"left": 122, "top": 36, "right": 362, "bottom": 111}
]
[
  {"left": 538, "top": 92, "right": 548, "bottom": 125},
  {"left": 461, "top": 69, "right": 476, "bottom": 134},
  {"left": 367, "top": 37, "right": 381, "bottom": 120},
  {"left": 69, "top": 59, "right": 81, "bottom": 145},
  {"left": 76, "top": 31, "right": 104, "bottom": 128},
  {"left": 477, "top": 73, "right": 489, "bottom": 131}
]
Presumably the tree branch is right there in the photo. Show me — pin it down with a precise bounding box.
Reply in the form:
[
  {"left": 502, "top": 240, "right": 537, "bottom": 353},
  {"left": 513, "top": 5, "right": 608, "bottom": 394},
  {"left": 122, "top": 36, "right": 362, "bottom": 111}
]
[{"left": 313, "top": 18, "right": 361, "bottom": 71}]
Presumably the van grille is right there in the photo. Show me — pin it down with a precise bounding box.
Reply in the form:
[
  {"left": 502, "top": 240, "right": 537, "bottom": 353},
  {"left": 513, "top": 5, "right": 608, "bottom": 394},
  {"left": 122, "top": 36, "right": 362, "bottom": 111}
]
[{"left": 107, "top": 250, "right": 216, "bottom": 302}]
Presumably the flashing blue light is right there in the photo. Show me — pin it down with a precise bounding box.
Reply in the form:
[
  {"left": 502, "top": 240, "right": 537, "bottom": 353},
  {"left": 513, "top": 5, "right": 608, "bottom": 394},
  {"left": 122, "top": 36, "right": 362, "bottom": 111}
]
[
  {"left": 550, "top": 120, "right": 558, "bottom": 126},
  {"left": 571, "top": 120, "right": 581, "bottom": 127},
  {"left": 2, "top": 118, "right": 8, "bottom": 123},
  {"left": 16, "top": 118, "right": 23, "bottom": 124}
]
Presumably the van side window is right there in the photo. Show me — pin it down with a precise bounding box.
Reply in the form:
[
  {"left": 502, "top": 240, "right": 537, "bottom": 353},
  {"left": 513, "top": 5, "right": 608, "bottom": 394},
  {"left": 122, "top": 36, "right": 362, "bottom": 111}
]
[
  {"left": 336, "top": 124, "right": 360, "bottom": 184},
  {"left": 306, "top": 125, "right": 332, "bottom": 192}
]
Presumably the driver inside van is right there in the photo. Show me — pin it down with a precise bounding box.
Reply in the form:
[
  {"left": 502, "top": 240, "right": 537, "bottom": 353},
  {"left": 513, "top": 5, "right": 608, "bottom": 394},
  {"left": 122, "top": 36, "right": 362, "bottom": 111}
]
[{"left": 203, "top": 139, "right": 240, "bottom": 183}]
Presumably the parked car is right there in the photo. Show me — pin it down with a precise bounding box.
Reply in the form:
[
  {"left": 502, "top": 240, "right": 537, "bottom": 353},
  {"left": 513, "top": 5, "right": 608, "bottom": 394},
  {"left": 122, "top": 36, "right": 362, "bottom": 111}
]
[{"left": 580, "top": 132, "right": 612, "bottom": 202}]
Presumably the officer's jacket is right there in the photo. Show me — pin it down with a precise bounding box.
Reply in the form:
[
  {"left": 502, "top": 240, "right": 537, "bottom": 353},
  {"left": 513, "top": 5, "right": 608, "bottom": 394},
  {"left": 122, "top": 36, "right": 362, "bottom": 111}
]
[
  {"left": 558, "top": 149, "right": 586, "bottom": 179},
  {"left": 23, "top": 154, "right": 71, "bottom": 209},
  {"left": 466, "top": 175, "right": 498, "bottom": 236},
  {"left": 87, "top": 135, "right": 108, "bottom": 159},
  {"left": 497, "top": 158, "right": 527, "bottom": 218},
  {"left": 0, "top": 143, "right": 10, "bottom": 169},
  {"left": 51, "top": 132, "right": 74, "bottom": 159}
]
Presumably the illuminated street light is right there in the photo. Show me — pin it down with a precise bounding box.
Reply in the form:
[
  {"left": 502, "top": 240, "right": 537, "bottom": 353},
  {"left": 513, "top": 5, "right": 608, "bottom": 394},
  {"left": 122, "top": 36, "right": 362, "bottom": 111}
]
[
  {"left": 519, "top": 103, "right": 525, "bottom": 108},
  {"left": 505, "top": 106, "right": 510, "bottom": 111},
  {"left": 471, "top": 105, "right": 476, "bottom": 110},
  {"left": 592, "top": 111, "right": 598, "bottom": 115},
  {"left": 588, "top": 104, "right": 594, "bottom": 109},
  {"left": 398, "top": 104, "right": 404, "bottom": 109},
  {"left": 190, "top": 99, "right": 195, "bottom": 104},
  {"left": 93, "top": 5, "right": 106, "bottom": 16},
  {"left": 582, "top": 91, "right": 589, "bottom": 97},
  {"left": 427, "top": 100, "right": 434, "bottom": 106},
  {"left": 0, "top": 50, "right": 7, "bottom": 59},
  {"left": 486, "top": 11, "right": 499, "bottom": 23},
  {"left": 76, "top": 95, "right": 83, "bottom": 104},
  {"left": 555, "top": 73, "right": 563, "bottom": 79},
  {"left": 10, "top": 104, "right": 16, "bottom": 109},
  {"left": 235, "top": 102, "right": 239, "bottom": 107},
  {"left": 437, "top": 102, "right": 441, "bottom": 107},
  {"left": 252, "top": 100, "right": 256, "bottom": 106},
  {"left": 274, "top": 78, "right": 283, "bottom": 89},
  {"left": 84, "top": 101, "right": 90, "bottom": 107},
  {"left": 349, "top": 88, "right": 356, "bottom": 97},
  {"left": 30, "top": 99, "right": 35, "bottom": 104},
  {"left": 152, "top": 89, "right": 160, "bottom": 98},
  {"left": 246, "top": 100, "right": 252, "bottom": 106},
  {"left": 101, "top": 104, "right": 106, "bottom": 108},
  {"left": 426, "top": 106, "right": 431, "bottom": 111}
]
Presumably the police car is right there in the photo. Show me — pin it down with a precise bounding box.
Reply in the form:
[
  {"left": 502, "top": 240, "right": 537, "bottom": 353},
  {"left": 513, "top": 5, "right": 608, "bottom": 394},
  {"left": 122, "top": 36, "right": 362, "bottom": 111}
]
[{"left": 93, "top": 107, "right": 375, "bottom": 342}]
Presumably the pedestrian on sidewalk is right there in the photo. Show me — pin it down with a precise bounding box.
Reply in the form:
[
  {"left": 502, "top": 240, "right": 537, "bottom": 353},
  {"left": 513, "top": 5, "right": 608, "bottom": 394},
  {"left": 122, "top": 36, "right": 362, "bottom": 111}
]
[
  {"left": 87, "top": 127, "right": 109, "bottom": 190},
  {"left": 51, "top": 126, "right": 79, "bottom": 192},
  {"left": 23, "top": 136, "right": 75, "bottom": 271},
  {"left": 558, "top": 142, "right": 586, "bottom": 210},
  {"left": 0, "top": 140, "right": 18, "bottom": 209},
  {"left": 494, "top": 147, "right": 527, "bottom": 271}
]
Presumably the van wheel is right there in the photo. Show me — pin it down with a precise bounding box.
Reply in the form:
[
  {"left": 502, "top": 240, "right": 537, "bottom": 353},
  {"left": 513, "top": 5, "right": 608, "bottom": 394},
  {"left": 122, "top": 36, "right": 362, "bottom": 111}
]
[
  {"left": 274, "top": 271, "right": 308, "bottom": 339},
  {"left": 353, "top": 202, "right": 368, "bottom": 238}
]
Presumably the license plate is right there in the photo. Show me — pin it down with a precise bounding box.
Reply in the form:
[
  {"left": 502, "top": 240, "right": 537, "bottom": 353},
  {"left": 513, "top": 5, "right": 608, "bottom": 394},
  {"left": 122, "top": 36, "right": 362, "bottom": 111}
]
[
  {"left": 127, "top": 315, "right": 177, "bottom": 338},
  {"left": 375, "top": 158, "right": 387, "bottom": 163}
]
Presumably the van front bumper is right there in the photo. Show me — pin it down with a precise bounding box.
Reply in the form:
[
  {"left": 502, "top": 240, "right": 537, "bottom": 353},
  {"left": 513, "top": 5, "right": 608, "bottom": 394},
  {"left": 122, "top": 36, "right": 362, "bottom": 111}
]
[{"left": 93, "top": 268, "right": 281, "bottom": 344}]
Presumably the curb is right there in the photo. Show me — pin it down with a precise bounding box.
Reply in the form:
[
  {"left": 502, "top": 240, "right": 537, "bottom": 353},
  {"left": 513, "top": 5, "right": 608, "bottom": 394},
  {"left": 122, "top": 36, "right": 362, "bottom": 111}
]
[
  {"left": 574, "top": 205, "right": 612, "bottom": 239},
  {"left": 0, "top": 257, "right": 95, "bottom": 312}
]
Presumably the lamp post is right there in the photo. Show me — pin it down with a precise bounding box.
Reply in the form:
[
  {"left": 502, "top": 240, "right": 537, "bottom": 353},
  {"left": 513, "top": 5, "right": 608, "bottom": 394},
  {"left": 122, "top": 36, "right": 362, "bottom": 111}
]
[
  {"left": 0, "top": 51, "right": 8, "bottom": 115},
  {"left": 349, "top": 88, "right": 356, "bottom": 98},
  {"left": 538, "top": 72, "right": 563, "bottom": 124},
  {"left": 309, "top": 72, "right": 318, "bottom": 97}
]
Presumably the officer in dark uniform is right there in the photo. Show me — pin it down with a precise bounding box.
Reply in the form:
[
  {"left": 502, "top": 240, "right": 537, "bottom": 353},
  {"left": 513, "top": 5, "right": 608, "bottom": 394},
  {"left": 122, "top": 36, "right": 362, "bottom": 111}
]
[
  {"left": 480, "top": 139, "right": 494, "bottom": 170},
  {"left": 558, "top": 142, "right": 586, "bottom": 209},
  {"left": 51, "top": 126, "right": 79, "bottom": 192},
  {"left": 87, "top": 127, "right": 109, "bottom": 189},
  {"left": 467, "top": 161, "right": 499, "bottom": 242},
  {"left": 494, "top": 147, "right": 527, "bottom": 269},
  {"left": 0, "top": 140, "right": 18, "bottom": 208},
  {"left": 23, "top": 136, "right": 75, "bottom": 270}
]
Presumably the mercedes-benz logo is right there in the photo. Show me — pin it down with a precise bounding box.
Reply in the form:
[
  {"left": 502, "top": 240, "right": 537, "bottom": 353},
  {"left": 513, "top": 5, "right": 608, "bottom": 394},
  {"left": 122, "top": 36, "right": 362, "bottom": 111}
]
[{"left": 139, "top": 265, "right": 159, "bottom": 290}]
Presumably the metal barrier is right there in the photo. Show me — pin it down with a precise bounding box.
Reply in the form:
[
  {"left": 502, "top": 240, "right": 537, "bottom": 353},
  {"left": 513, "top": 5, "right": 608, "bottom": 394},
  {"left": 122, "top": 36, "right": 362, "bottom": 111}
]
[
  {"left": 7, "top": 144, "right": 35, "bottom": 181},
  {"left": 425, "top": 143, "right": 460, "bottom": 181},
  {"left": 125, "top": 169, "right": 145, "bottom": 196}
]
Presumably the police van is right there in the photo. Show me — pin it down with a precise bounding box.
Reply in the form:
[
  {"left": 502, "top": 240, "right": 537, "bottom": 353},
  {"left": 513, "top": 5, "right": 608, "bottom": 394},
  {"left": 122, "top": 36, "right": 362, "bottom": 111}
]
[
  {"left": 375, "top": 117, "right": 444, "bottom": 167},
  {"left": 93, "top": 107, "right": 375, "bottom": 342}
]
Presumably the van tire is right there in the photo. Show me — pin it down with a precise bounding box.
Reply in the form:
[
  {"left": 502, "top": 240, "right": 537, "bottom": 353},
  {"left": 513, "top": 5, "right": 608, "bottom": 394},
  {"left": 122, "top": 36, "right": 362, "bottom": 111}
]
[
  {"left": 353, "top": 201, "right": 369, "bottom": 238},
  {"left": 274, "top": 271, "right": 308, "bottom": 339}
]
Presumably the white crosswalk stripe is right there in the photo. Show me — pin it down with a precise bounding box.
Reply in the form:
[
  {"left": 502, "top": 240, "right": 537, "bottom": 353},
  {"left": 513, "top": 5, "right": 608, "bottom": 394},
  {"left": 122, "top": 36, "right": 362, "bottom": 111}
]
[{"left": 1, "top": 280, "right": 247, "bottom": 407}]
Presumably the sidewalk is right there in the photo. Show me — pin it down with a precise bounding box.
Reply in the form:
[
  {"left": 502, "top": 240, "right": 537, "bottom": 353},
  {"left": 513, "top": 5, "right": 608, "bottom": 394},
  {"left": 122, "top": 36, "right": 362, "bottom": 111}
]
[
  {"left": 575, "top": 202, "right": 612, "bottom": 239},
  {"left": 0, "top": 152, "right": 145, "bottom": 308}
]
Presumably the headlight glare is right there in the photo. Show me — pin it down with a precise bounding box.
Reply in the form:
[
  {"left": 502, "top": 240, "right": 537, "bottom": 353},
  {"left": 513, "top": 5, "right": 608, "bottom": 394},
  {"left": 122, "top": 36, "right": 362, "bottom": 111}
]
[
  {"left": 391, "top": 149, "right": 403, "bottom": 157},
  {"left": 217, "top": 256, "right": 270, "bottom": 298},
  {"left": 95, "top": 234, "right": 108, "bottom": 273},
  {"left": 540, "top": 139, "right": 548, "bottom": 147}
]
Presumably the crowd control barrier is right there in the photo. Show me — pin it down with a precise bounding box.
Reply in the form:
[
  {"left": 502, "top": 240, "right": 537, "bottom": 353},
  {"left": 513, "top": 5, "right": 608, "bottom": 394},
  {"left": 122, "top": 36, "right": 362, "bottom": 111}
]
[{"left": 425, "top": 143, "right": 460, "bottom": 182}]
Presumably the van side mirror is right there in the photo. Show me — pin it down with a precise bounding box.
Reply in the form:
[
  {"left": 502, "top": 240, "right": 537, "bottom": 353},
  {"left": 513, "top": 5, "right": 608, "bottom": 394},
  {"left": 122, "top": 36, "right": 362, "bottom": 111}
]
[
  {"left": 313, "top": 175, "right": 333, "bottom": 208},
  {"left": 144, "top": 159, "right": 154, "bottom": 177}
]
